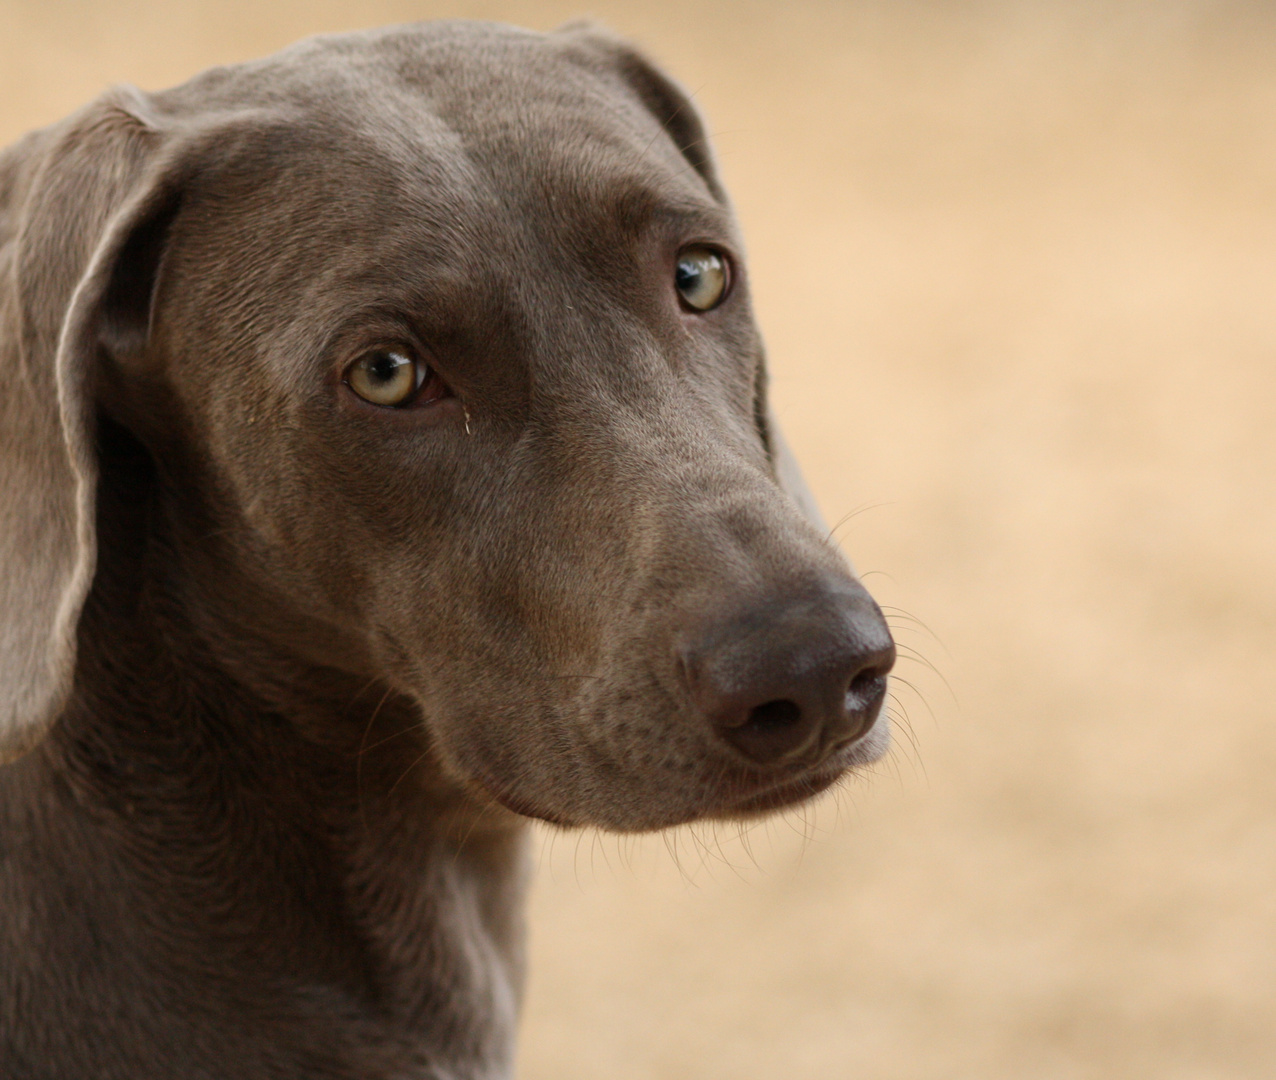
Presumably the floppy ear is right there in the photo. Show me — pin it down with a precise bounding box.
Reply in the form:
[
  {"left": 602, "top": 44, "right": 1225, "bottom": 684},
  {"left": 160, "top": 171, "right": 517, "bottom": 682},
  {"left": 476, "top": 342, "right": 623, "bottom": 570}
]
[{"left": 0, "top": 88, "right": 175, "bottom": 762}]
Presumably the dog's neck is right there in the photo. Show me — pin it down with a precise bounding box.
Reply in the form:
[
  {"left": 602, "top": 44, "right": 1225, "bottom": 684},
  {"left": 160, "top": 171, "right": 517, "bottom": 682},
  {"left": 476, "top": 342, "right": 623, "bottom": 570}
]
[{"left": 3, "top": 421, "right": 530, "bottom": 1080}]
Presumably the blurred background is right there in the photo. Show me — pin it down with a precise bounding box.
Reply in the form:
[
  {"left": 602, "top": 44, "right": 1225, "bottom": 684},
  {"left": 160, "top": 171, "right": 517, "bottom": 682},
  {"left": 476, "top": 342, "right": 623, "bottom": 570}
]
[{"left": 4, "top": 1, "right": 1273, "bottom": 1076}]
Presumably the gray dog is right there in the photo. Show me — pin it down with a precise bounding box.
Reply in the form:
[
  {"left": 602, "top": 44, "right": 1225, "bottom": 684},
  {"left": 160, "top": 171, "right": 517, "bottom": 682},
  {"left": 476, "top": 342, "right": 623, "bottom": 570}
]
[{"left": 0, "top": 20, "right": 894, "bottom": 1079}]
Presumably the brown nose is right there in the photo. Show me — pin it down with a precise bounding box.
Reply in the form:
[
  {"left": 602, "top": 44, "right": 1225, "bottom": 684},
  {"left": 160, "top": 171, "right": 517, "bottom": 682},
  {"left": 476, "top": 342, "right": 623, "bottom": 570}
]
[{"left": 680, "top": 577, "right": 896, "bottom": 767}]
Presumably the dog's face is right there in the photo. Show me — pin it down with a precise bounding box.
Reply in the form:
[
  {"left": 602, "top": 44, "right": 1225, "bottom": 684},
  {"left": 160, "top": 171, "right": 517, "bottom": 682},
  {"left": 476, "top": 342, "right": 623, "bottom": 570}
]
[{"left": 3, "top": 23, "right": 893, "bottom": 830}]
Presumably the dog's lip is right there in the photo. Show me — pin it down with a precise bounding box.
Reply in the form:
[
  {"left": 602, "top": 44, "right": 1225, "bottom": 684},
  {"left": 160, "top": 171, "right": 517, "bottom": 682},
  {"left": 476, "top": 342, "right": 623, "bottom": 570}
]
[
  {"left": 714, "top": 768, "right": 844, "bottom": 818},
  {"left": 462, "top": 714, "right": 889, "bottom": 830},
  {"left": 713, "top": 755, "right": 844, "bottom": 814},
  {"left": 709, "top": 720, "right": 889, "bottom": 818},
  {"left": 464, "top": 766, "right": 578, "bottom": 828},
  {"left": 465, "top": 754, "right": 843, "bottom": 830}
]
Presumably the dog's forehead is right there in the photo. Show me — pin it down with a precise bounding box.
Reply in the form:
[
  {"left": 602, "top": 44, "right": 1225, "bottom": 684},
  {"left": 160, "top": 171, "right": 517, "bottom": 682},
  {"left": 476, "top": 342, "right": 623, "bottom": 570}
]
[
  {"left": 161, "top": 23, "right": 733, "bottom": 301},
  {"left": 142, "top": 18, "right": 757, "bottom": 434},
  {"left": 172, "top": 21, "right": 715, "bottom": 211},
  {"left": 158, "top": 24, "right": 738, "bottom": 386}
]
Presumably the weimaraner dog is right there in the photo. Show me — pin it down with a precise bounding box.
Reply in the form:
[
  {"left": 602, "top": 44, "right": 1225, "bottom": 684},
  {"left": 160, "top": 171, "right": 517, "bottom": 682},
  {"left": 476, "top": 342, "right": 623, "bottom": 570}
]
[{"left": 0, "top": 20, "right": 894, "bottom": 1079}]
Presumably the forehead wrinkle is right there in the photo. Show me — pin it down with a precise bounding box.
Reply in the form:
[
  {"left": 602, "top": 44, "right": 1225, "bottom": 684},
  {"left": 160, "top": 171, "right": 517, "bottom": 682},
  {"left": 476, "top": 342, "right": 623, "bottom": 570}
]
[
  {"left": 474, "top": 133, "right": 730, "bottom": 260},
  {"left": 598, "top": 181, "right": 732, "bottom": 241},
  {"left": 203, "top": 56, "right": 725, "bottom": 398},
  {"left": 261, "top": 240, "right": 498, "bottom": 399},
  {"left": 302, "top": 40, "right": 726, "bottom": 281},
  {"left": 400, "top": 46, "right": 718, "bottom": 221},
  {"left": 509, "top": 126, "right": 716, "bottom": 226},
  {"left": 220, "top": 114, "right": 510, "bottom": 382}
]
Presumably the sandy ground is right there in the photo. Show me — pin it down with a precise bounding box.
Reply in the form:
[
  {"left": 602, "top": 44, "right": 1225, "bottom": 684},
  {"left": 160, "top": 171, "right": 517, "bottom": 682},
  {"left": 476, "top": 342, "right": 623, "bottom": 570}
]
[{"left": 4, "top": 1, "right": 1274, "bottom": 1076}]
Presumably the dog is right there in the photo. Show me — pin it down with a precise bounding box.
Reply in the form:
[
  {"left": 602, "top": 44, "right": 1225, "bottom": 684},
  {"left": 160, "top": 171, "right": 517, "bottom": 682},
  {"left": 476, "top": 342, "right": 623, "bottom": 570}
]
[{"left": 0, "top": 20, "right": 895, "bottom": 1078}]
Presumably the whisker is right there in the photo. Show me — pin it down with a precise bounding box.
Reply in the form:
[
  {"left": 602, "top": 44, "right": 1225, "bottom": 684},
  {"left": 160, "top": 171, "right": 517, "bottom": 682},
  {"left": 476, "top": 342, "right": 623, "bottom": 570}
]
[
  {"left": 824, "top": 501, "right": 896, "bottom": 545},
  {"left": 386, "top": 746, "right": 434, "bottom": 798},
  {"left": 356, "top": 684, "right": 397, "bottom": 838}
]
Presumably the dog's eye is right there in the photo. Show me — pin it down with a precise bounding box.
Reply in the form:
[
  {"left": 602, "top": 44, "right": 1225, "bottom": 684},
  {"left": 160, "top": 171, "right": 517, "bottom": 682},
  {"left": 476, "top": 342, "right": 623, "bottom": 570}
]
[
  {"left": 346, "top": 349, "right": 426, "bottom": 407},
  {"left": 675, "top": 246, "right": 729, "bottom": 311}
]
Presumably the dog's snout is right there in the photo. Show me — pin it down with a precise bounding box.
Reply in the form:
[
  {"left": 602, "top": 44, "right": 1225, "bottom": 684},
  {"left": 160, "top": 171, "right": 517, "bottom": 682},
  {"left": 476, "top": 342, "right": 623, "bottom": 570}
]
[{"left": 681, "top": 581, "right": 896, "bottom": 767}]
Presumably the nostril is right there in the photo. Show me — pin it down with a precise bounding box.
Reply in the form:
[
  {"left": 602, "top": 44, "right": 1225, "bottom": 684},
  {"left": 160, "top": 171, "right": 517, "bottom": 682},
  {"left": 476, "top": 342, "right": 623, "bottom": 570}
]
[
  {"left": 745, "top": 698, "right": 802, "bottom": 733},
  {"left": 682, "top": 579, "right": 896, "bottom": 768},
  {"left": 716, "top": 697, "right": 814, "bottom": 765},
  {"left": 848, "top": 665, "right": 886, "bottom": 700}
]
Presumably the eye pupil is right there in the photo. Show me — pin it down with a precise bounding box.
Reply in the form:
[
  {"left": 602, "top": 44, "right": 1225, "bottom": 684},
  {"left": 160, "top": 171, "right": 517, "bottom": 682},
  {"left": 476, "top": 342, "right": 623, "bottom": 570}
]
[
  {"left": 675, "top": 247, "right": 728, "bottom": 311},
  {"left": 368, "top": 353, "right": 403, "bottom": 384}
]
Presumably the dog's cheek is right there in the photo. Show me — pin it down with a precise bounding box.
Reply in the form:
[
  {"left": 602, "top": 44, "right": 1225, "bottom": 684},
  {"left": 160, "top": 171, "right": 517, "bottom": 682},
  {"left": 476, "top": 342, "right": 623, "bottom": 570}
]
[{"left": 398, "top": 603, "right": 708, "bottom": 830}]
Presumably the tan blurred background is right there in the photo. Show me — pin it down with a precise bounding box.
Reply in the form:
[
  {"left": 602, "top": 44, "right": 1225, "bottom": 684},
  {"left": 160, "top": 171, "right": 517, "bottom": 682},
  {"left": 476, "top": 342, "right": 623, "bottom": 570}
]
[{"left": 4, "top": 0, "right": 1273, "bottom": 1076}]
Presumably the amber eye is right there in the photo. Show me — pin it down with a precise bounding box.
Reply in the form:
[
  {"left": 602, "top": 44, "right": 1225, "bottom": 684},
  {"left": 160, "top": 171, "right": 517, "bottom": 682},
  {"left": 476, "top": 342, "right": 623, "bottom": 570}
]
[
  {"left": 346, "top": 349, "right": 425, "bottom": 407},
  {"left": 675, "top": 246, "right": 729, "bottom": 311}
]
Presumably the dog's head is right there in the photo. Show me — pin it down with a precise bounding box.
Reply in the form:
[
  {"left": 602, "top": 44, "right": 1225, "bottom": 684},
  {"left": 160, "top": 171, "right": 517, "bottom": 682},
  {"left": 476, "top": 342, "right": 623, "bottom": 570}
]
[{"left": 0, "top": 22, "right": 893, "bottom": 830}]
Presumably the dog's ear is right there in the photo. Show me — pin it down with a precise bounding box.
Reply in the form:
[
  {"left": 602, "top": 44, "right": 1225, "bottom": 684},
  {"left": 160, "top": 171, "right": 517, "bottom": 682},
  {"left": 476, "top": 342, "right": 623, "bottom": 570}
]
[
  {"left": 0, "top": 88, "right": 179, "bottom": 761},
  {"left": 555, "top": 23, "right": 726, "bottom": 202}
]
